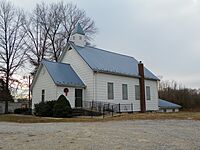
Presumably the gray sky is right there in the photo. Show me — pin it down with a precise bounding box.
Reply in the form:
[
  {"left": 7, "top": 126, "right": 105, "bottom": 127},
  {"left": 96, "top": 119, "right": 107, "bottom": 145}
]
[{"left": 11, "top": 0, "right": 200, "bottom": 88}]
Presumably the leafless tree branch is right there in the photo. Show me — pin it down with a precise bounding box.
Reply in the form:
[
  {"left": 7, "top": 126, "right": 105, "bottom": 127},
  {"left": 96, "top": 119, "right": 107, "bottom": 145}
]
[{"left": 0, "top": 0, "right": 27, "bottom": 113}]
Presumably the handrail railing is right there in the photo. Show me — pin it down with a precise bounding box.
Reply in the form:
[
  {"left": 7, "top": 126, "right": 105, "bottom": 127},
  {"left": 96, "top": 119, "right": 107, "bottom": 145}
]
[{"left": 82, "top": 101, "right": 134, "bottom": 117}]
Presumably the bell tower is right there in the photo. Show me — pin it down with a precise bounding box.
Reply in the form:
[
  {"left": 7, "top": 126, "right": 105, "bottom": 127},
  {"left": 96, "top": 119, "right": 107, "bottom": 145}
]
[{"left": 70, "top": 23, "right": 86, "bottom": 47}]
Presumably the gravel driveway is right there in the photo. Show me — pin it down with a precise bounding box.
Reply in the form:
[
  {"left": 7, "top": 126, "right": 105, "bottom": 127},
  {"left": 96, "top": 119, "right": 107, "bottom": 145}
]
[{"left": 0, "top": 120, "right": 200, "bottom": 150}]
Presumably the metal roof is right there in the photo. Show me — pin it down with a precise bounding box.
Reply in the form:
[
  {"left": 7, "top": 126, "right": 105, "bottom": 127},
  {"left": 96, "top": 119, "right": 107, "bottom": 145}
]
[
  {"left": 42, "top": 60, "right": 85, "bottom": 87},
  {"left": 158, "top": 99, "right": 182, "bottom": 109},
  {"left": 70, "top": 42, "right": 159, "bottom": 80},
  {"left": 72, "top": 23, "right": 85, "bottom": 35}
]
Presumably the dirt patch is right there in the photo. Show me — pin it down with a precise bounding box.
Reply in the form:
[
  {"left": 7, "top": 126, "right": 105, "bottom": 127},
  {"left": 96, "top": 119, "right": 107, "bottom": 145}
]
[{"left": 0, "top": 120, "right": 200, "bottom": 150}]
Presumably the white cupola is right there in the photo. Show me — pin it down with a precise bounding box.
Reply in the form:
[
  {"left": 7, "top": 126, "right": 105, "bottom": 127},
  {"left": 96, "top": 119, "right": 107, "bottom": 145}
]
[{"left": 70, "top": 23, "right": 86, "bottom": 47}]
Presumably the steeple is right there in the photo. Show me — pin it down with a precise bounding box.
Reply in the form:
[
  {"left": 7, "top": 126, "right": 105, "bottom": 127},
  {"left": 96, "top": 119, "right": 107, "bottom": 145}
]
[
  {"left": 70, "top": 23, "right": 86, "bottom": 47},
  {"left": 72, "top": 23, "right": 85, "bottom": 35}
]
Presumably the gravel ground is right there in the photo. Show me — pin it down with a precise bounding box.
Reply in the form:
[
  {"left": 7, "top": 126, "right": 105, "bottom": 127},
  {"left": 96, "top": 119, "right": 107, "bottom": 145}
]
[{"left": 0, "top": 120, "right": 200, "bottom": 150}]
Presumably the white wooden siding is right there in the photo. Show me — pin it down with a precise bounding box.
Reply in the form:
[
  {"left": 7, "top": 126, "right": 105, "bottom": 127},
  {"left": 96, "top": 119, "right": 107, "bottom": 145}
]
[
  {"left": 95, "top": 73, "right": 158, "bottom": 111},
  {"left": 69, "top": 34, "right": 86, "bottom": 47},
  {"left": 56, "top": 87, "right": 75, "bottom": 107},
  {"left": 56, "top": 87, "right": 84, "bottom": 108},
  {"left": 95, "top": 73, "right": 141, "bottom": 111},
  {"left": 61, "top": 48, "right": 94, "bottom": 101},
  {"left": 32, "top": 65, "right": 81, "bottom": 108},
  {"left": 145, "top": 80, "right": 159, "bottom": 111},
  {"left": 32, "top": 46, "right": 159, "bottom": 112},
  {"left": 32, "top": 66, "right": 57, "bottom": 109}
]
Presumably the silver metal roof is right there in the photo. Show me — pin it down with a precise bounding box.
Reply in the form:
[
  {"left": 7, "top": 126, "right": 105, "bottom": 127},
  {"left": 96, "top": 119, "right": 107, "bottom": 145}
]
[
  {"left": 70, "top": 42, "right": 159, "bottom": 80},
  {"left": 42, "top": 60, "right": 85, "bottom": 87},
  {"left": 159, "top": 99, "right": 182, "bottom": 109}
]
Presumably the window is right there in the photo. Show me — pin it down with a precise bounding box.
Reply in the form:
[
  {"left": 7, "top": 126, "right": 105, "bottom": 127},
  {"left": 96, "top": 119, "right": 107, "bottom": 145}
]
[
  {"left": 107, "top": 82, "right": 114, "bottom": 99},
  {"left": 146, "top": 86, "right": 151, "bottom": 100},
  {"left": 135, "top": 85, "right": 140, "bottom": 100},
  {"left": 122, "top": 84, "right": 128, "bottom": 100},
  {"left": 79, "top": 36, "right": 82, "bottom": 40},
  {"left": 41, "top": 89, "right": 45, "bottom": 102}
]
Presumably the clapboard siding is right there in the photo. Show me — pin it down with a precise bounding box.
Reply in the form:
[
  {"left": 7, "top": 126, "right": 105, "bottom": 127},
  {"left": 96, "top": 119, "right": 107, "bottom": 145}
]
[
  {"left": 56, "top": 87, "right": 84, "bottom": 108},
  {"left": 32, "top": 65, "right": 83, "bottom": 108},
  {"left": 56, "top": 87, "right": 75, "bottom": 107},
  {"left": 61, "top": 48, "right": 94, "bottom": 101},
  {"left": 95, "top": 73, "right": 141, "bottom": 111},
  {"left": 145, "top": 80, "right": 159, "bottom": 111},
  {"left": 32, "top": 66, "right": 57, "bottom": 109},
  {"left": 95, "top": 73, "right": 158, "bottom": 111}
]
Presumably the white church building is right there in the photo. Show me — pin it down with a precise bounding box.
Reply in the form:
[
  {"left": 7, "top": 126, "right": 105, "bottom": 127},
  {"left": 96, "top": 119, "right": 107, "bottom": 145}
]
[{"left": 31, "top": 23, "right": 160, "bottom": 112}]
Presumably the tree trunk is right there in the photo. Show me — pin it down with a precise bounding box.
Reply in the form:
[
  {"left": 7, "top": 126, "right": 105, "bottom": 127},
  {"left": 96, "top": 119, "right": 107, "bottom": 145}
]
[{"left": 4, "top": 73, "right": 9, "bottom": 114}]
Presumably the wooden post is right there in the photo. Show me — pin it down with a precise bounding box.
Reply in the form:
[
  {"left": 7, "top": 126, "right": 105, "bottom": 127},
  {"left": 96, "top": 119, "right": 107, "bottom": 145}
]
[
  {"left": 103, "top": 105, "right": 105, "bottom": 118},
  {"left": 112, "top": 105, "right": 114, "bottom": 117},
  {"left": 131, "top": 103, "right": 133, "bottom": 113},
  {"left": 91, "top": 101, "right": 94, "bottom": 118},
  {"left": 92, "top": 101, "right": 94, "bottom": 110},
  {"left": 28, "top": 75, "right": 31, "bottom": 114}
]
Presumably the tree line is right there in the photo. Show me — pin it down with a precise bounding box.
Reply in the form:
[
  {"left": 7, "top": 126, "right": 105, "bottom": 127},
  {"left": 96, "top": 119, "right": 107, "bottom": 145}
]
[
  {"left": 0, "top": 0, "right": 97, "bottom": 113},
  {"left": 159, "top": 80, "right": 200, "bottom": 109}
]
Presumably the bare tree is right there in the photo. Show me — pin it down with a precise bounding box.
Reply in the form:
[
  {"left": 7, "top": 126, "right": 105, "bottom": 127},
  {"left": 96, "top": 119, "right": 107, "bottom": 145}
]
[
  {"left": 24, "top": 3, "right": 50, "bottom": 74},
  {"left": 41, "top": 2, "right": 97, "bottom": 61},
  {"left": 0, "top": 1, "right": 27, "bottom": 113},
  {"left": 61, "top": 2, "right": 97, "bottom": 43},
  {"left": 45, "top": 2, "right": 65, "bottom": 62},
  {"left": 25, "top": 1, "right": 97, "bottom": 69},
  {"left": 159, "top": 80, "right": 200, "bottom": 109}
]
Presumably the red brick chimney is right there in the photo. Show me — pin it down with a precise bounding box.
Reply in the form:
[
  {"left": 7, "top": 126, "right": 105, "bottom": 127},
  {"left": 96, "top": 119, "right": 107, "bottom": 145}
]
[{"left": 138, "top": 61, "right": 146, "bottom": 113}]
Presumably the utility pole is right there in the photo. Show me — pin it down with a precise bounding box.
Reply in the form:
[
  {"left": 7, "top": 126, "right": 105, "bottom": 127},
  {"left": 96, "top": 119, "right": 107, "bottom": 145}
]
[{"left": 28, "top": 75, "right": 31, "bottom": 109}]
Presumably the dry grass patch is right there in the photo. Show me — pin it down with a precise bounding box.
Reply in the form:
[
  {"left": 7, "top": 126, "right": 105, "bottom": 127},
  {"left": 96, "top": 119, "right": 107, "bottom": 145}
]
[
  {"left": 0, "top": 111, "right": 200, "bottom": 123},
  {"left": 108, "top": 111, "right": 200, "bottom": 121},
  {"left": 0, "top": 114, "right": 102, "bottom": 123}
]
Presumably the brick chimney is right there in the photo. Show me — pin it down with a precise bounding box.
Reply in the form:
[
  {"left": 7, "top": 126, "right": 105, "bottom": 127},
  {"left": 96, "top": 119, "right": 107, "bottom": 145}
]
[{"left": 138, "top": 61, "right": 146, "bottom": 113}]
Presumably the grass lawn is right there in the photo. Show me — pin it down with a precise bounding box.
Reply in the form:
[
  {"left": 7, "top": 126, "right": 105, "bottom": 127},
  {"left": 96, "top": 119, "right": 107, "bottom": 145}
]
[{"left": 0, "top": 111, "right": 200, "bottom": 123}]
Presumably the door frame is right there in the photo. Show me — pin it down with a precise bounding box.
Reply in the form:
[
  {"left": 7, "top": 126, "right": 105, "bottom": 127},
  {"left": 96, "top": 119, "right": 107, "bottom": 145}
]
[{"left": 75, "top": 88, "right": 83, "bottom": 108}]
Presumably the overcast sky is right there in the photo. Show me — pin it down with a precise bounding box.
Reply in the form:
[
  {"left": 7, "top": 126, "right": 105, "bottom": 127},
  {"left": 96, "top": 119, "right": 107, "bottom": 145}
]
[{"left": 10, "top": 0, "right": 200, "bottom": 88}]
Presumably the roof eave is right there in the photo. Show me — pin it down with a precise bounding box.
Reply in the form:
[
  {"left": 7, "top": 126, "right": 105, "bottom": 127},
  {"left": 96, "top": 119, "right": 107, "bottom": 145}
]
[
  {"left": 94, "top": 70, "right": 140, "bottom": 78},
  {"left": 56, "top": 83, "right": 86, "bottom": 88},
  {"left": 72, "top": 32, "right": 85, "bottom": 36},
  {"left": 144, "top": 77, "right": 160, "bottom": 81},
  {"left": 94, "top": 70, "right": 159, "bottom": 81},
  {"left": 159, "top": 106, "right": 181, "bottom": 109}
]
